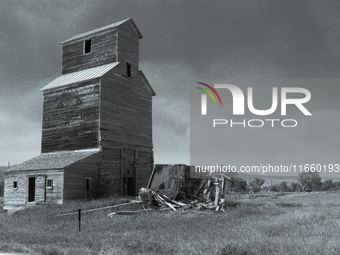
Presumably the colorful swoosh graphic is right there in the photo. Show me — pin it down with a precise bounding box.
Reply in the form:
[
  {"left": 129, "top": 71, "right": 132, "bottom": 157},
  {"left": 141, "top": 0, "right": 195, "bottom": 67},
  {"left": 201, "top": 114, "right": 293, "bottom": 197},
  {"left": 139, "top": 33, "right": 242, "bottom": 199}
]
[{"left": 196, "top": 82, "right": 223, "bottom": 106}]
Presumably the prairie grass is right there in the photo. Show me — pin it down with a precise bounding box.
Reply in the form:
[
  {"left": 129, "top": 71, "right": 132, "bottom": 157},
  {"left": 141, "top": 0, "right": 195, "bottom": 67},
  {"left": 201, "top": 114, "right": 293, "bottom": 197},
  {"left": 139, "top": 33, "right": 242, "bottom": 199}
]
[{"left": 0, "top": 192, "right": 340, "bottom": 254}]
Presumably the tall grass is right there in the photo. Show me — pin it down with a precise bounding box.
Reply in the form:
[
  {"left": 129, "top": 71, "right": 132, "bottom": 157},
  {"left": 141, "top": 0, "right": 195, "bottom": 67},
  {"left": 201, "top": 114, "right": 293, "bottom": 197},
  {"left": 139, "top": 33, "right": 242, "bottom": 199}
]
[{"left": 1, "top": 192, "right": 340, "bottom": 254}]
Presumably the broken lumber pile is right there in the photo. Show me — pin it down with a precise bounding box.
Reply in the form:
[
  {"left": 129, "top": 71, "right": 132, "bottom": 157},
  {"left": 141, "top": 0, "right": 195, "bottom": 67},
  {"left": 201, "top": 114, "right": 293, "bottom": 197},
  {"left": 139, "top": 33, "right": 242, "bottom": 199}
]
[
  {"left": 107, "top": 177, "right": 234, "bottom": 217},
  {"left": 138, "top": 178, "right": 230, "bottom": 212}
]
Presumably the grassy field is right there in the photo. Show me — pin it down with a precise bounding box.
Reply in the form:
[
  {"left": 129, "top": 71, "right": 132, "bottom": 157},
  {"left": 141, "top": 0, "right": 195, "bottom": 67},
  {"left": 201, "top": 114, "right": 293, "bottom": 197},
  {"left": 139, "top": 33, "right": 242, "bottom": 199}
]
[
  {"left": 238, "top": 172, "right": 340, "bottom": 187},
  {"left": 1, "top": 192, "right": 340, "bottom": 255}
]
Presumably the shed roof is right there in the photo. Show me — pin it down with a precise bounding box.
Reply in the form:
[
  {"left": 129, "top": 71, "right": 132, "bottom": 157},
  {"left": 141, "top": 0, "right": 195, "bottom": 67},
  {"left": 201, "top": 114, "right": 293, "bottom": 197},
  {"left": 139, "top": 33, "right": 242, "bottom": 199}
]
[
  {"left": 39, "top": 62, "right": 119, "bottom": 91},
  {"left": 60, "top": 18, "right": 142, "bottom": 45},
  {"left": 9, "top": 149, "right": 99, "bottom": 171},
  {"left": 139, "top": 70, "right": 156, "bottom": 96}
]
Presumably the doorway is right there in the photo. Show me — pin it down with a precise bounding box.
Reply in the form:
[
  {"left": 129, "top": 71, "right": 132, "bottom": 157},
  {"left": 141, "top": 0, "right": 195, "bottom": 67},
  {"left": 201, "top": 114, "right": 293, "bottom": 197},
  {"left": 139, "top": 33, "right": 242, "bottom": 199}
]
[
  {"left": 28, "top": 177, "right": 35, "bottom": 202},
  {"left": 85, "top": 177, "right": 91, "bottom": 200},
  {"left": 123, "top": 177, "right": 136, "bottom": 195}
]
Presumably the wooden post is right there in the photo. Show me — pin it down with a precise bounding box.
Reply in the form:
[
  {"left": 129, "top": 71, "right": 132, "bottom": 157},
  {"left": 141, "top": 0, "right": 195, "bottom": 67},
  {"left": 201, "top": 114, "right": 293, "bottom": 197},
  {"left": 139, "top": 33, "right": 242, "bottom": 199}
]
[
  {"left": 214, "top": 179, "right": 220, "bottom": 206},
  {"left": 120, "top": 149, "right": 124, "bottom": 195},
  {"left": 134, "top": 148, "right": 138, "bottom": 195},
  {"left": 203, "top": 179, "right": 212, "bottom": 196},
  {"left": 98, "top": 150, "right": 102, "bottom": 197},
  {"left": 224, "top": 178, "right": 229, "bottom": 197},
  {"left": 147, "top": 165, "right": 156, "bottom": 189},
  {"left": 221, "top": 178, "right": 224, "bottom": 198},
  {"left": 206, "top": 184, "right": 213, "bottom": 200},
  {"left": 44, "top": 176, "right": 47, "bottom": 203},
  {"left": 78, "top": 209, "right": 81, "bottom": 232}
]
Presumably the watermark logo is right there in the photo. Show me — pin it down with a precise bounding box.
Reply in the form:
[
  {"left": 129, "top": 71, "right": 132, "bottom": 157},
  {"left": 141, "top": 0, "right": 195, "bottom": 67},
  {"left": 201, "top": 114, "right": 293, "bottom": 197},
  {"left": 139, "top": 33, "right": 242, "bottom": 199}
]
[
  {"left": 196, "top": 82, "right": 311, "bottom": 128},
  {"left": 198, "top": 83, "right": 311, "bottom": 116}
]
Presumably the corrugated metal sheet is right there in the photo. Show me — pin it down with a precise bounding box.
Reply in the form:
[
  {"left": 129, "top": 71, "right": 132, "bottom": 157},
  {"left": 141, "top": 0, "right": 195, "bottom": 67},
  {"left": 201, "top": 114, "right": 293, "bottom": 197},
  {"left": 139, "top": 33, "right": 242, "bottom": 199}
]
[
  {"left": 9, "top": 149, "right": 99, "bottom": 171},
  {"left": 60, "top": 17, "right": 142, "bottom": 45},
  {"left": 40, "top": 62, "right": 119, "bottom": 91}
]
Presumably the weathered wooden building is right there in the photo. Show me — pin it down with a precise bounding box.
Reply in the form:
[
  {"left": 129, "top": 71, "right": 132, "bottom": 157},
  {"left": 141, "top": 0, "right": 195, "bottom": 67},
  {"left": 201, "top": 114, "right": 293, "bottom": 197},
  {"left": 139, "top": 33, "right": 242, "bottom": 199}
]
[{"left": 4, "top": 18, "right": 155, "bottom": 210}]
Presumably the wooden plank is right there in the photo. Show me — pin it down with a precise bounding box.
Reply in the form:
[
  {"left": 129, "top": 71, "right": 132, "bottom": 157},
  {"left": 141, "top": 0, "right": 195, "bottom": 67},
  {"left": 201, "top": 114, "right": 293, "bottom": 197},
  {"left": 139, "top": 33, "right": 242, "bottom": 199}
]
[
  {"left": 55, "top": 201, "right": 143, "bottom": 217},
  {"left": 203, "top": 180, "right": 212, "bottom": 196},
  {"left": 224, "top": 179, "right": 229, "bottom": 196},
  {"left": 147, "top": 165, "right": 156, "bottom": 189},
  {"left": 134, "top": 149, "right": 138, "bottom": 194},
  {"left": 120, "top": 148, "right": 124, "bottom": 195}
]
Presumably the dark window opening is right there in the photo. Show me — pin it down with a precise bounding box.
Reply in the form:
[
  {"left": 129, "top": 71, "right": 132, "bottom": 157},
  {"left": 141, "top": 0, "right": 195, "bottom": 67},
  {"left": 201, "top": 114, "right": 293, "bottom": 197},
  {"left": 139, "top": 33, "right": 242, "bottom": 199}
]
[
  {"left": 86, "top": 178, "right": 90, "bottom": 192},
  {"left": 13, "top": 181, "right": 18, "bottom": 189},
  {"left": 85, "top": 178, "right": 91, "bottom": 200},
  {"left": 126, "top": 62, "right": 131, "bottom": 77},
  {"left": 84, "top": 39, "right": 92, "bottom": 54},
  {"left": 47, "top": 179, "right": 53, "bottom": 189}
]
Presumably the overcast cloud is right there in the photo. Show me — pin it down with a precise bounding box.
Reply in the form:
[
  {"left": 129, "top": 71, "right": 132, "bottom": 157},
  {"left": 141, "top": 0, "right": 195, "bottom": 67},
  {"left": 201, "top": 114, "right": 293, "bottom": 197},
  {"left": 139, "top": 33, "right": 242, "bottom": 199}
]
[{"left": 1, "top": 1, "right": 340, "bottom": 177}]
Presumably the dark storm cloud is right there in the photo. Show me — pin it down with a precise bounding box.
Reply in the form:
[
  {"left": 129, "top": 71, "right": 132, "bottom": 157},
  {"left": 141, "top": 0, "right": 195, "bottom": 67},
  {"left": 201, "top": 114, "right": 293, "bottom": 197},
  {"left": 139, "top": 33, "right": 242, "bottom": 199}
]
[
  {"left": 137, "top": 0, "right": 340, "bottom": 77},
  {"left": 0, "top": 1, "right": 339, "bottom": 169}
]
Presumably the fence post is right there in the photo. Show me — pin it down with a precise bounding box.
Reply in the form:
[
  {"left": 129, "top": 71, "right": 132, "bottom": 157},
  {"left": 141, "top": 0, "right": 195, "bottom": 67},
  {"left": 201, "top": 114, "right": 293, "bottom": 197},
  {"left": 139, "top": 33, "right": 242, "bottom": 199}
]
[{"left": 78, "top": 209, "right": 81, "bottom": 232}]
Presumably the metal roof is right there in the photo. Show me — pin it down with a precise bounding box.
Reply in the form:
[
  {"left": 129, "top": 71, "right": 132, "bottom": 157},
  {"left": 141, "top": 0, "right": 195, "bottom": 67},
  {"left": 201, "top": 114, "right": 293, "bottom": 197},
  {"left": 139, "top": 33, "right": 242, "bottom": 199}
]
[
  {"left": 9, "top": 149, "right": 99, "bottom": 171},
  {"left": 60, "top": 18, "right": 142, "bottom": 45},
  {"left": 40, "top": 62, "right": 119, "bottom": 91}
]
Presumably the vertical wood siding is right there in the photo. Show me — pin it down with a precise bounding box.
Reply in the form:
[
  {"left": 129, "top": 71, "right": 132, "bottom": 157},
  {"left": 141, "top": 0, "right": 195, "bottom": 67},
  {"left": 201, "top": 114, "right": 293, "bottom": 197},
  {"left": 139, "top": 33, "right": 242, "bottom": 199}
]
[
  {"left": 96, "top": 21, "right": 154, "bottom": 195},
  {"left": 63, "top": 153, "right": 100, "bottom": 200},
  {"left": 99, "top": 70, "right": 154, "bottom": 195},
  {"left": 117, "top": 22, "right": 139, "bottom": 77},
  {"left": 100, "top": 143, "right": 153, "bottom": 196},
  {"left": 100, "top": 72, "right": 153, "bottom": 147},
  {"left": 100, "top": 147, "right": 122, "bottom": 195}
]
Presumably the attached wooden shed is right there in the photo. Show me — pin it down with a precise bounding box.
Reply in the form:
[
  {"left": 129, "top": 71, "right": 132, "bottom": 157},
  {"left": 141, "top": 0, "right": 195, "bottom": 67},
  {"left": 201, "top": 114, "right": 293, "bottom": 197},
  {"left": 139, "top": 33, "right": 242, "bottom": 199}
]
[
  {"left": 4, "top": 149, "right": 99, "bottom": 207},
  {"left": 4, "top": 18, "right": 155, "bottom": 210}
]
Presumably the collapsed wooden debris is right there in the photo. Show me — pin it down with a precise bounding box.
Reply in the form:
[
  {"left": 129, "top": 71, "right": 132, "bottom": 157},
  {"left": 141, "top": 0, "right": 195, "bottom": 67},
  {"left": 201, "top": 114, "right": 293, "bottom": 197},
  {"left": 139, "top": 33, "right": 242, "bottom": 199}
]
[
  {"left": 107, "top": 177, "right": 234, "bottom": 217},
  {"left": 140, "top": 184, "right": 228, "bottom": 211}
]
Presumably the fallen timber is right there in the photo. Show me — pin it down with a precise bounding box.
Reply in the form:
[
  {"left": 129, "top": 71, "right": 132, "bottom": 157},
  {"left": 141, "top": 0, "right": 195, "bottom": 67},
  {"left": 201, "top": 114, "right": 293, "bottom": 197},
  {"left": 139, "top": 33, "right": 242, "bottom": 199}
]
[
  {"left": 54, "top": 201, "right": 143, "bottom": 217},
  {"left": 54, "top": 177, "right": 237, "bottom": 218},
  {"left": 107, "top": 177, "right": 236, "bottom": 217}
]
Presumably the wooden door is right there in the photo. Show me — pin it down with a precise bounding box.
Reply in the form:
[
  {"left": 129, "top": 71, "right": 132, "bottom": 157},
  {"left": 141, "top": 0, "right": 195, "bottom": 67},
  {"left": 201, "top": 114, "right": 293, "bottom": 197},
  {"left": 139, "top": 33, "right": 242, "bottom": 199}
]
[{"left": 28, "top": 177, "right": 35, "bottom": 202}]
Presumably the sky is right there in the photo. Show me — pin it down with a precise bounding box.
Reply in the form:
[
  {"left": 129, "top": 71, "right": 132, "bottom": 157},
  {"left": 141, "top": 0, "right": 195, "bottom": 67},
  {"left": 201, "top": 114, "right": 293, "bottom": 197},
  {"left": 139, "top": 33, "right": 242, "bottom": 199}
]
[{"left": 0, "top": 1, "right": 340, "bottom": 177}]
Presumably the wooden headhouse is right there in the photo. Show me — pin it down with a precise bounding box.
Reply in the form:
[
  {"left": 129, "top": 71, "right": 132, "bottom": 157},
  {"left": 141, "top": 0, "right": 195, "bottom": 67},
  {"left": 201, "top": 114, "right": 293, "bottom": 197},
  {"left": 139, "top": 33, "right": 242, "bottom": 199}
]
[{"left": 4, "top": 18, "right": 155, "bottom": 209}]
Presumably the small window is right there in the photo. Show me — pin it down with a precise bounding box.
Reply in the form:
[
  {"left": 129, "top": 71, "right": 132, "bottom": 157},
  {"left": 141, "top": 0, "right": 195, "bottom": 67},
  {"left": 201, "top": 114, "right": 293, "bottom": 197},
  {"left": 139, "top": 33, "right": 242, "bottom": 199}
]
[
  {"left": 13, "top": 181, "right": 18, "bottom": 189},
  {"left": 47, "top": 179, "right": 53, "bottom": 189},
  {"left": 84, "top": 39, "right": 92, "bottom": 54},
  {"left": 126, "top": 62, "right": 131, "bottom": 77}
]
